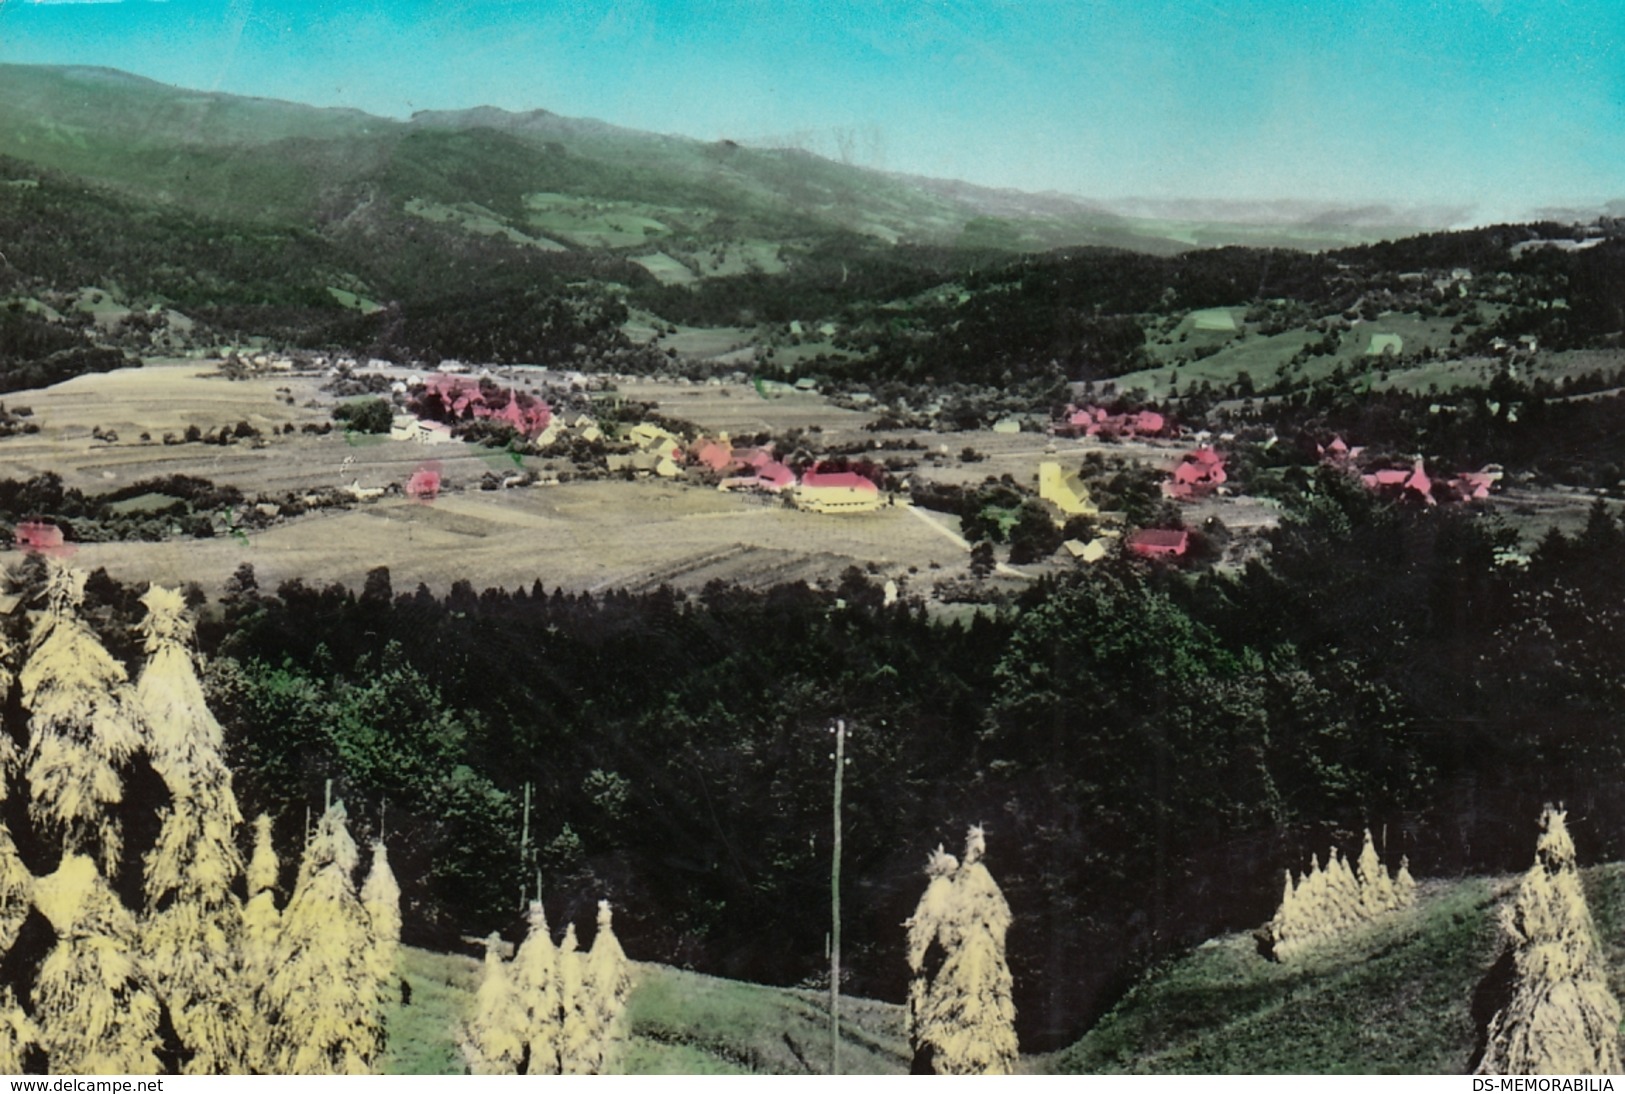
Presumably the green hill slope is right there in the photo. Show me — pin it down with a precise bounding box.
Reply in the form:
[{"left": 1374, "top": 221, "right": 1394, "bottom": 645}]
[
  {"left": 381, "top": 867, "right": 1625, "bottom": 1076},
  {"left": 0, "top": 63, "right": 1417, "bottom": 256},
  {"left": 380, "top": 946, "right": 908, "bottom": 1075},
  {"left": 1043, "top": 865, "right": 1625, "bottom": 1075}
]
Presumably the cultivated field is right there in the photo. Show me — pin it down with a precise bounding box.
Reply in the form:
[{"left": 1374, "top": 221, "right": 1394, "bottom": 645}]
[{"left": 5, "top": 351, "right": 1599, "bottom": 602}]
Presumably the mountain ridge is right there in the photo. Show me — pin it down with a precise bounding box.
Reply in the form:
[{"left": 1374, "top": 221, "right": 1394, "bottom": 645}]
[{"left": 0, "top": 62, "right": 1503, "bottom": 253}]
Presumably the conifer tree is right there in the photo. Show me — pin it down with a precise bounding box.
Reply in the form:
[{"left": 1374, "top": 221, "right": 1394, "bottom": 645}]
[
  {"left": 18, "top": 562, "right": 145, "bottom": 875},
  {"left": 31, "top": 854, "right": 162, "bottom": 1073},
  {"left": 135, "top": 585, "right": 246, "bottom": 1073},
  {"left": 582, "top": 900, "right": 632, "bottom": 1072},
  {"left": 459, "top": 933, "right": 524, "bottom": 1075},
  {"left": 360, "top": 840, "right": 402, "bottom": 1007},
  {"left": 909, "top": 827, "right": 1018, "bottom": 1075},
  {"left": 265, "top": 802, "right": 381, "bottom": 1074},
  {"left": 1477, "top": 807, "right": 1622, "bottom": 1075},
  {"left": 510, "top": 900, "right": 561, "bottom": 1075}
]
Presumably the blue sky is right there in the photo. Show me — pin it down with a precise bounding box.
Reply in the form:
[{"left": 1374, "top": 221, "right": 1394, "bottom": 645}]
[{"left": 0, "top": 0, "right": 1621, "bottom": 215}]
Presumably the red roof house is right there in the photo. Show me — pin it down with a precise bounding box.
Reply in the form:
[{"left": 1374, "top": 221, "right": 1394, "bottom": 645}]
[
  {"left": 405, "top": 463, "right": 442, "bottom": 503},
  {"left": 1056, "top": 404, "right": 1169, "bottom": 439},
  {"left": 1164, "top": 447, "right": 1228, "bottom": 500},
  {"left": 796, "top": 469, "right": 882, "bottom": 513},
  {"left": 14, "top": 521, "right": 68, "bottom": 555},
  {"left": 1127, "top": 528, "right": 1189, "bottom": 559},
  {"left": 1361, "top": 458, "right": 1436, "bottom": 505},
  {"left": 689, "top": 437, "right": 735, "bottom": 473}
]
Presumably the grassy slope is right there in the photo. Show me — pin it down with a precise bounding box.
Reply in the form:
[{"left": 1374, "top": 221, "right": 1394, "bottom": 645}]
[
  {"left": 1044, "top": 865, "right": 1625, "bottom": 1075},
  {"left": 382, "top": 866, "right": 1625, "bottom": 1076},
  {"left": 379, "top": 947, "right": 908, "bottom": 1076}
]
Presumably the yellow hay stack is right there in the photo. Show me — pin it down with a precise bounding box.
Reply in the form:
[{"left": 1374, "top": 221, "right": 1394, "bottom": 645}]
[
  {"left": 1476, "top": 806, "right": 1622, "bottom": 1076},
  {"left": 906, "top": 826, "right": 1018, "bottom": 1075},
  {"left": 459, "top": 933, "right": 525, "bottom": 1075},
  {"left": 583, "top": 901, "right": 632, "bottom": 1073},
  {"left": 239, "top": 815, "right": 282, "bottom": 1074},
  {"left": 19, "top": 562, "right": 145, "bottom": 875},
  {"left": 1261, "top": 829, "right": 1414, "bottom": 961},
  {"left": 265, "top": 802, "right": 381, "bottom": 1074},
  {"left": 557, "top": 923, "right": 595, "bottom": 1074},
  {"left": 360, "top": 841, "right": 402, "bottom": 1007},
  {"left": 31, "top": 854, "right": 163, "bottom": 1074},
  {"left": 135, "top": 585, "right": 248, "bottom": 1074},
  {"left": 0, "top": 806, "right": 36, "bottom": 1073},
  {"left": 510, "top": 900, "right": 561, "bottom": 1075}
]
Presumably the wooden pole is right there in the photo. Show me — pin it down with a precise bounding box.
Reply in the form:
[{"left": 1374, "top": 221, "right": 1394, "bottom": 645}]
[
  {"left": 520, "top": 781, "right": 532, "bottom": 910},
  {"left": 831, "top": 718, "right": 846, "bottom": 1075}
]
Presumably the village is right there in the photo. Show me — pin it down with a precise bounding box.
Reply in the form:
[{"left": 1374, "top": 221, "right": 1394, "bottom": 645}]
[{"left": 0, "top": 333, "right": 1537, "bottom": 617}]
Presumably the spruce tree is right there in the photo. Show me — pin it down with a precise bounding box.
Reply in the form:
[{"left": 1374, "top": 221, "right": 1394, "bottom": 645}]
[
  {"left": 135, "top": 585, "right": 246, "bottom": 1073},
  {"left": 31, "top": 854, "right": 162, "bottom": 1073},
  {"left": 510, "top": 900, "right": 561, "bottom": 1075},
  {"left": 265, "top": 802, "right": 381, "bottom": 1074},
  {"left": 18, "top": 562, "right": 145, "bottom": 876},
  {"left": 1477, "top": 806, "right": 1622, "bottom": 1075},
  {"left": 459, "top": 933, "right": 523, "bottom": 1075},
  {"left": 909, "top": 826, "right": 1018, "bottom": 1075}
]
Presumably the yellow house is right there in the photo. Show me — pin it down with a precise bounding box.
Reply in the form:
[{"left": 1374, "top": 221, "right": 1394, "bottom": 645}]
[{"left": 1039, "top": 463, "right": 1097, "bottom": 517}]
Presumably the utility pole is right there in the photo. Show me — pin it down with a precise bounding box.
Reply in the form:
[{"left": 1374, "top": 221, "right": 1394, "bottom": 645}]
[
  {"left": 830, "top": 718, "right": 848, "bottom": 1075},
  {"left": 519, "top": 781, "right": 533, "bottom": 910}
]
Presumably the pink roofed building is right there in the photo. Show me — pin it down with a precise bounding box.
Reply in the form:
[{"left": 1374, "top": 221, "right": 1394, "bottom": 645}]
[
  {"left": 689, "top": 437, "right": 735, "bottom": 473},
  {"left": 1361, "top": 458, "right": 1436, "bottom": 505},
  {"left": 720, "top": 460, "right": 796, "bottom": 493},
  {"left": 14, "top": 521, "right": 68, "bottom": 555},
  {"left": 412, "top": 374, "right": 551, "bottom": 439},
  {"left": 1446, "top": 466, "right": 1503, "bottom": 501},
  {"left": 405, "top": 463, "right": 442, "bottom": 503},
  {"left": 1127, "top": 528, "right": 1189, "bottom": 559},
  {"left": 1164, "top": 447, "right": 1228, "bottom": 501},
  {"left": 796, "top": 468, "right": 883, "bottom": 513},
  {"left": 1055, "top": 404, "right": 1169, "bottom": 439}
]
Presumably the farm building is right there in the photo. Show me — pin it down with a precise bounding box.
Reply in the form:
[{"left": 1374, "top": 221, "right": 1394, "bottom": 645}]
[
  {"left": 1039, "top": 462, "right": 1098, "bottom": 517},
  {"left": 1127, "top": 528, "right": 1189, "bottom": 559},
  {"left": 719, "top": 448, "right": 796, "bottom": 493},
  {"left": 795, "top": 470, "right": 883, "bottom": 514},
  {"left": 626, "top": 423, "right": 685, "bottom": 462},
  {"left": 1055, "top": 405, "right": 1167, "bottom": 440},
  {"left": 13, "top": 521, "right": 67, "bottom": 554},
  {"left": 1362, "top": 459, "right": 1436, "bottom": 506},
  {"left": 1165, "top": 447, "right": 1227, "bottom": 501},
  {"left": 608, "top": 450, "right": 682, "bottom": 478},
  {"left": 390, "top": 417, "right": 457, "bottom": 445},
  {"left": 1063, "top": 537, "right": 1112, "bottom": 563},
  {"left": 689, "top": 437, "right": 734, "bottom": 473}
]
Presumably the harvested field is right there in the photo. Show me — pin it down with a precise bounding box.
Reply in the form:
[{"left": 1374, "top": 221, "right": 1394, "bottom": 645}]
[
  {"left": 56, "top": 479, "right": 972, "bottom": 598},
  {"left": 620, "top": 378, "right": 876, "bottom": 438}
]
